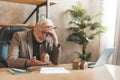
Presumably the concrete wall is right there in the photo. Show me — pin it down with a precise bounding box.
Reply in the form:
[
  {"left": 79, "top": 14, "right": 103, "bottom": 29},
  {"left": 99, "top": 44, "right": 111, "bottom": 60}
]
[
  {"left": 0, "top": 1, "right": 36, "bottom": 24},
  {"left": 0, "top": 0, "right": 103, "bottom": 63}
]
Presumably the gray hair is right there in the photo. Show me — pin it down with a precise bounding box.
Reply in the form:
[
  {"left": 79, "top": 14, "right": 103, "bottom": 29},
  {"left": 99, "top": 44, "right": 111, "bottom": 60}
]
[{"left": 37, "top": 18, "right": 56, "bottom": 28}]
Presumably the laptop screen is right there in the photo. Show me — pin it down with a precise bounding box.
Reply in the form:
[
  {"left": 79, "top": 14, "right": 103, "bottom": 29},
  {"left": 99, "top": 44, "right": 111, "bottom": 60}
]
[
  {"left": 88, "top": 48, "right": 115, "bottom": 68},
  {"left": 93, "top": 48, "right": 115, "bottom": 68}
]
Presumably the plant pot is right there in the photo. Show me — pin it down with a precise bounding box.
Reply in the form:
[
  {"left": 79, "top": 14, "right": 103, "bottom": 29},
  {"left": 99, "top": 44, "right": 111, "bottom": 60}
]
[{"left": 79, "top": 60, "right": 88, "bottom": 70}]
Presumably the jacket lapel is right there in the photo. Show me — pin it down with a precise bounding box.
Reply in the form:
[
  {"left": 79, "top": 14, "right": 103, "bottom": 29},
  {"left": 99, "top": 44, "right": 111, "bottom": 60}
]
[{"left": 27, "top": 30, "right": 33, "bottom": 59}]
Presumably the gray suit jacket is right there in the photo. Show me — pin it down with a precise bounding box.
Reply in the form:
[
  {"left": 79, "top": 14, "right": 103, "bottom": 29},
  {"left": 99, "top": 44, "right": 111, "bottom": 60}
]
[{"left": 7, "top": 30, "right": 61, "bottom": 68}]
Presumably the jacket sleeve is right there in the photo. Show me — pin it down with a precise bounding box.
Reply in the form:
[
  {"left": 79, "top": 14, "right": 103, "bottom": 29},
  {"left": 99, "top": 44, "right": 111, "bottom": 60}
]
[
  {"left": 7, "top": 32, "right": 28, "bottom": 68},
  {"left": 47, "top": 38, "right": 61, "bottom": 65},
  {"left": 51, "top": 44, "right": 61, "bottom": 65}
]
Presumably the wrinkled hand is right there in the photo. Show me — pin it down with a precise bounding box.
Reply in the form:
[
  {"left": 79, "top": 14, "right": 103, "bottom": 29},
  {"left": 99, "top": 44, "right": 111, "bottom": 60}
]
[{"left": 26, "top": 56, "right": 51, "bottom": 66}]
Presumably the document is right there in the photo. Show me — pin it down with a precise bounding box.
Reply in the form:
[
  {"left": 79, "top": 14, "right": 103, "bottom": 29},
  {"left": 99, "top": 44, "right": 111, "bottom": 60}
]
[{"left": 40, "top": 67, "right": 70, "bottom": 74}]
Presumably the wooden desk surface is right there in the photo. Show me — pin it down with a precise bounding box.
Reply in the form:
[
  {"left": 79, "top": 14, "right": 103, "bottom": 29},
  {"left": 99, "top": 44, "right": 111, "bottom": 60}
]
[{"left": 0, "top": 64, "right": 119, "bottom": 80}]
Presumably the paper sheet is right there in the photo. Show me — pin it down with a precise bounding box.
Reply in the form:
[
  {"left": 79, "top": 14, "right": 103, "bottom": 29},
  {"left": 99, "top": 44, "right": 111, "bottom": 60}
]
[{"left": 40, "top": 67, "right": 70, "bottom": 74}]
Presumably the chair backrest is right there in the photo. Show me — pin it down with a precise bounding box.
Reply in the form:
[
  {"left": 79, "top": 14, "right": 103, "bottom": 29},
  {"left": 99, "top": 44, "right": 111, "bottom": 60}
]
[
  {"left": 0, "top": 27, "right": 27, "bottom": 67},
  {"left": 94, "top": 48, "right": 115, "bottom": 68}
]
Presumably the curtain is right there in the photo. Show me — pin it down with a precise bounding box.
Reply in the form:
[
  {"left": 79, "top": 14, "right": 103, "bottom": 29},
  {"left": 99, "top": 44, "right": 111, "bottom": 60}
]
[
  {"left": 113, "top": 0, "right": 120, "bottom": 65},
  {"left": 100, "top": 0, "right": 117, "bottom": 64}
]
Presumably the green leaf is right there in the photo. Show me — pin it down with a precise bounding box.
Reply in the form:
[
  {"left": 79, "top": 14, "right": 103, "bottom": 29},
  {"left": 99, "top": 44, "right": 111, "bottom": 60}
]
[
  {"left": 84, "top": 52, "right": 91, "bottom": 61},
  {"left": 69, "top": 20, "right": 81, "bottom": 26},
  {"left": 79, "top": 24, "right": 87, "bottom": 29},
  {"left": 67, "top": 31, "right": 91, "bottom": 45},
  {"left": 88, "top": 34, "right": 95, "bottom": 40},
  {"left": 68, "top": 27, "right": 80, "bottom": 32},
  {"left": 78, "top": 52, "right": 91, "bottom": 61},
  {"left": 90, "top": 22, "right": 102, "bottom": 30}
]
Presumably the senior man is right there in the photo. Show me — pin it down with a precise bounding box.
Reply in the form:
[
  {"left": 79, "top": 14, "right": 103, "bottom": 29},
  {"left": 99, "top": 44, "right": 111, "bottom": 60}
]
[{"left": 7, "top": 18, "right": 61, "bottom": 68}]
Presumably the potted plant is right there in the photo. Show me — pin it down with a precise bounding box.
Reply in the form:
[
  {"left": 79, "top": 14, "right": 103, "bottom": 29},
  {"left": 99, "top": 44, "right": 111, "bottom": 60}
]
[{"left": 65, "top": 2, "right": 106, "bottom": 69}]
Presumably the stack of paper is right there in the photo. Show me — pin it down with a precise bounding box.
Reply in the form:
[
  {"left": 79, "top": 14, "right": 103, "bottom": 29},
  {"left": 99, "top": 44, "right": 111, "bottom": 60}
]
[{"left": 40, "top": 67, "right": 70, "bottom": 74}]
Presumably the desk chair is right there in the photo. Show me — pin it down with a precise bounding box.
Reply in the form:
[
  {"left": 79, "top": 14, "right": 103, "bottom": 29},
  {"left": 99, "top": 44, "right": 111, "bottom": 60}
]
[
  {"left": 0, "top": 27, "right": 27, "bottom": 68},
  {"left": 88, "top": 48, "right": 115, "bottom": 68}
]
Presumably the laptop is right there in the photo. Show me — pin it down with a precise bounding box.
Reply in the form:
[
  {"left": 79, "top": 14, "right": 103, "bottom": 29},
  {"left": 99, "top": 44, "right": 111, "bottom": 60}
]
[{"left": 88, "top": 48, "right": 115, "bottom": 68}]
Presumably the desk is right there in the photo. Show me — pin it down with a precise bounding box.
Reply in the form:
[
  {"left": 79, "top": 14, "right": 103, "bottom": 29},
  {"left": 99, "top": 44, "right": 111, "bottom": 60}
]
[{"left": 0, "top": 64, "right": 119, "bottom": 80}]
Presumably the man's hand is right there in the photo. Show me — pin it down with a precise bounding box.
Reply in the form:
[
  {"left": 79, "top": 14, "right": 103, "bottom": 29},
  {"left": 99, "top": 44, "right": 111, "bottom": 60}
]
[
  {"left": 47, "top": 28, "right": 59, "bottom": 46},
  {"left": 26, "top": 56, "right": 51, "bottom": 66}
]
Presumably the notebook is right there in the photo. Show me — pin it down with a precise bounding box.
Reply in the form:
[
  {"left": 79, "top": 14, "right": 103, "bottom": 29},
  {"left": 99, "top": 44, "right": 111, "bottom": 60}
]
[
  {"left": 8, "top": 68, "right": 32, "bottom": 75},
  {"left": 88, "top": 48, "right": 115, "bottom": 68}
]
